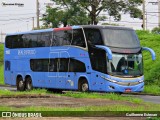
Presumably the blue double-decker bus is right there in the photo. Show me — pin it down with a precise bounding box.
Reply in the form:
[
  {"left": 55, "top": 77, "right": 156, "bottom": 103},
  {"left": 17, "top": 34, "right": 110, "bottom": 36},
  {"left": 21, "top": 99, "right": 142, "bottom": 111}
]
[{"left": 4, "top": 25, "right": 155, "bottom": 92}]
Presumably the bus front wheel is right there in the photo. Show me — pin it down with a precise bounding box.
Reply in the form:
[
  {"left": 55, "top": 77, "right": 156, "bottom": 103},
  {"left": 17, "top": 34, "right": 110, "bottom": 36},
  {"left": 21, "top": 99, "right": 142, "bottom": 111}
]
[
  {"left": 79, "top": 79, "right": 89, "bottom": 92},
  {"left": 25, "top": 77, "right": 33, "bottom": 91},
  {"left": 17, "top": 76, "right": 25, "bottom": 91}
]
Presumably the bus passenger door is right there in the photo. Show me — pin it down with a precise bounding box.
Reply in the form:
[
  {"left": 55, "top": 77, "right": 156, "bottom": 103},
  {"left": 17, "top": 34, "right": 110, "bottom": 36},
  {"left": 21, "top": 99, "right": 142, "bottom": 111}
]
[
  {"left": 47, "top": 52, "right": 59, "bottom": 88},
  {"left": 65, "top": 60, "right": 75, "bottom": 90},
  {"left": 56, "top": 52, "right": 70, "bottom": 89},
  {"left": 5, "top": 60, "right": 17, "bottom": 85},
  {"left": 4, "top": 60, "right": 11, "bottom": 85},
  {"left": 66, "top": 58, "right": 87, "bottom": 90},
  {"left": 89, "top": 47, "right": 107, "bottom": 91}
]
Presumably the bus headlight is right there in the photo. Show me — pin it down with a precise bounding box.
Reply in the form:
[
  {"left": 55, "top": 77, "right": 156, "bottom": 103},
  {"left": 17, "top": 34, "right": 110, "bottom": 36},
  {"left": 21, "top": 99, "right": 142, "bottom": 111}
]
[
  {"left": 138, "top": 80, "right": 144, "bottom": 83},
  {"left": 101, "top": 76, "right": 117, "bottom": 83}
]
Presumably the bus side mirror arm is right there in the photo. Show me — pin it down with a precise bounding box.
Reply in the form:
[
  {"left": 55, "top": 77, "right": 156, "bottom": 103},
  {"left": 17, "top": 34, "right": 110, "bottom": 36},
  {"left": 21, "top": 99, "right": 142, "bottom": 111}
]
[
  {"left": 95, "top": 45, "right": 112, "bottom": 60},
  {"left": 142, "top": 47, "right": 156, "bottom": 61}
]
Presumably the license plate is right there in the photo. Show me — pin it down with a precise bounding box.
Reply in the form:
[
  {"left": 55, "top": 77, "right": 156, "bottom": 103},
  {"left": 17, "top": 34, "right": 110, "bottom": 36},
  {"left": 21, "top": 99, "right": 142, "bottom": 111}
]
[{"left": 125, "top": 89, "right": 131, "bottom": 92}]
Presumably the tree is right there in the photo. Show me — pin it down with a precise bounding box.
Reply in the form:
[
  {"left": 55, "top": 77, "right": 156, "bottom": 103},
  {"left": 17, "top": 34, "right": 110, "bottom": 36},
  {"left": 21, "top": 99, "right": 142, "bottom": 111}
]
[
  {"left": 53, "top": 0, "right": 142, "bottom": 25},
  {"left": 152, "top": 27, "right": 160, "bottom": 34},
  {"left": 41, "top": 3, "right": 89, "bottom": 27},
  {"left": 41, "top": 7, "right": 62, "bottom": 28}
]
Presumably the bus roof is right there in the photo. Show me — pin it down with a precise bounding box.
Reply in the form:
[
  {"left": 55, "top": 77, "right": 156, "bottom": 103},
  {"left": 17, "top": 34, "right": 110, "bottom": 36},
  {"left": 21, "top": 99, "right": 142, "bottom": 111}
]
[
  {"left": 6, "top": 25, "right": 134, "bottom": 36},
  {"left": 80, "top": 25, "right": 134, "bottom": 30}
]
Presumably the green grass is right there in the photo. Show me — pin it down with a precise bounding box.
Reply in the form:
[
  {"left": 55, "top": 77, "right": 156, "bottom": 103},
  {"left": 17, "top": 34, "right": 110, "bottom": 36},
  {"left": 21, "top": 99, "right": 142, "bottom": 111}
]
[
  {"left": 0, "top": 104, "right": 158, "bottom": 111},
  {"left": 0, "top": 44, "right": 4, "bottom": 61},
  {"left": 0, "top": 89, "right": 143, "bottom": 104},
  {"left": 0, "top": 65, "right": 4, "bottom": 84},
  {"left": 0, "top": 89, "right": 48, "bottom": 96},
  {"left": 144, "top": 85, "right": 160, "bottom": 95},
  {"left": 137, "top": 30, "right": 160, "bottom": 86},
  {"left": 136, "top": 30, "right": 160, "bottom": 94},
  {"left": 62, "top": 92, "right": 143, "bottom": 104},
  {"left": 0, "top": 44, "right": 4, "bottom": 85}
]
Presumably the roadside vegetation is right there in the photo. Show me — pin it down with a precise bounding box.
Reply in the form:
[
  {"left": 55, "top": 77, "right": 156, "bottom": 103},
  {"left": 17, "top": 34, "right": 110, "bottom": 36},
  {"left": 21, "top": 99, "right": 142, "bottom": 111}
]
[
  {"left": 136, "top": 30, "right": 160, "bottom": 95},
  {"left": 0, "top": 90, "right": 160, "bottom": 115},
  {"left": 0, "top": 102, "right": 160, "bottom": 115},
  {"left": 0, "top": 44, "right": 4, "bottom": 85},
  {"left": 0, "top": 89, "right": 142, "bottom": 104}
]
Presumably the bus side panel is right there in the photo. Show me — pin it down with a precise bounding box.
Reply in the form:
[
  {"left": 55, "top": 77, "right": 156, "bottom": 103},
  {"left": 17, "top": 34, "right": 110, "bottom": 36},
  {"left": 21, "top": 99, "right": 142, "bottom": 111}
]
[
  {"left": 90, "top": 71, "right": 107, "bottom": 92},
  {"left": 4, "top": 60, "right": 17, "bottom": 86},
  {"left": 4, "top": 60, "right": 11, "bottom": 85}
]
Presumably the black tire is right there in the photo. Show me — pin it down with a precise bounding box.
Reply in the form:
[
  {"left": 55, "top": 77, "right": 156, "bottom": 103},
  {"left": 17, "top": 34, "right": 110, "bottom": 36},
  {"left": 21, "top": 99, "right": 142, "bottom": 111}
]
[
  {"left": 25, "top": 77, "right": 33, "bottom": 91},
  {"left": 79, "top": 80, "right": 89, "bottom": 92},
  {"left": 17, "top": 76, "right": 25, "bottom": 91}
]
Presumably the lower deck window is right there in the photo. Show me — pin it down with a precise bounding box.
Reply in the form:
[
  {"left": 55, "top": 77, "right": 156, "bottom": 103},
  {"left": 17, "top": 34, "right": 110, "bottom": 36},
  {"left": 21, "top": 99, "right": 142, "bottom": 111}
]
[{"left": 30, "top": 58, "right": 86, "bottom": 72}]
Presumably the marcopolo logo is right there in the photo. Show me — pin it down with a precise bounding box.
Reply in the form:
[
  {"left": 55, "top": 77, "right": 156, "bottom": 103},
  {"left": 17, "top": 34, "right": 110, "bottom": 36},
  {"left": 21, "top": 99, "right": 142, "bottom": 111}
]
[{"left": 2, "top": 1, "right": 24, "bottom": 7}]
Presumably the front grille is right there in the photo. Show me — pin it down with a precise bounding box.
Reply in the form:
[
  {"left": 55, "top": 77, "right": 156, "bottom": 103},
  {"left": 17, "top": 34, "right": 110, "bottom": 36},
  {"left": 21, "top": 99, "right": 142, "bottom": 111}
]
[{"left": 116, "top": 82, "right": 140, "bottom": 86}]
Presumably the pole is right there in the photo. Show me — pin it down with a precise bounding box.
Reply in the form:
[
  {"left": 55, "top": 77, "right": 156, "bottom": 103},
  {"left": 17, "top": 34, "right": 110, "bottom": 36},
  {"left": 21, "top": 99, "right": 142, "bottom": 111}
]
[
  {"left": 146, "top": 12, "right": 147, "bottom": 30},
  {"left": 158, "top": 0, "right": 160, "bottom": 27},
  {"left": 36, "top": 0, "right": 40, "bottom": 29},
  {"left": 143, "top": 0, "right": 145, "bottom": 30},
  {"left": 32, "top": 17, "right": 35, "bottom": 29}
]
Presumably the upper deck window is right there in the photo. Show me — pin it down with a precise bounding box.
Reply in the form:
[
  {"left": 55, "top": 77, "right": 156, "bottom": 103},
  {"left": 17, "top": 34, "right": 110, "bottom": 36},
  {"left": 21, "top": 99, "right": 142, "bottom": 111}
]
[
  {"left": 102, "top": 29, "right": 140, "bottom": 48},
  {"left": 84, "top": 28, "right": 103, "bottom": 45},
  {"left": 5, "top": 28, "right": 86, "bottom": 49}
]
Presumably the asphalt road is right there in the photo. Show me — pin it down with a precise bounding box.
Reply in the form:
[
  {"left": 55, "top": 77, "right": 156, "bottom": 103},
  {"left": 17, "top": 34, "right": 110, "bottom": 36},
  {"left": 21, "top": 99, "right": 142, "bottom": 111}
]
[
  {"left": 129, "top": 95, "right": 160, "bottom": 104},
  {"left": 0, "top": 85, "right": 160, "bottom": 104},
  {"left": 0, "top": 85, "right": 16, "bottom": 91}
]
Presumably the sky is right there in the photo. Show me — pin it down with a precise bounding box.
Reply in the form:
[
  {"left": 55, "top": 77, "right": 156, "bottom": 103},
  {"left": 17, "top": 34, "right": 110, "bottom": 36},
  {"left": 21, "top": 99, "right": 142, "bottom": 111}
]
[{"left": 0, "top": 0, "right": 159, "bottom": 42}]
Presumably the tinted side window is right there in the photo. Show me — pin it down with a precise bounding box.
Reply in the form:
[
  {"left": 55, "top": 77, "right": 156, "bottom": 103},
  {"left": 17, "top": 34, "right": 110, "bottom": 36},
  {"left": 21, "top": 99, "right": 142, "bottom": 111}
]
[
  {"left": 5, "top": 61, "right": 10, "bottom": 71},
  {"left": 6, "top": 32, "right": 52, "bottom": 49},
  {"left": 52, "top": 30, "right": 72, "bottom": 46},
  {"left": 59, "top": 58, "right": 69, "bottom": 72},
  {"left": 30, "top": 59, "right": 49, "bottom": 72},
  {"left": 49, "top": 59, "right": 58, "bottom": 72},
  {"left": 84, "top": 28, "right": 103, "bottom": 45},
  {"left": 5, "top": 36, "right": 12, "bottom": 48},
  {"left": 90, "top": 48, "right": 107, "bottom": 73},
  {"left": 37, "top": 32, "right": 52, "bottom": 47},
  {"left": 71, "top": 29, "right": 86, "bottom": 48},
  {"left": 69, "top": 59, "right": 86, "bottom": 72},
  {"left": 6, "top": 35, "right": 24, "bottom": 48}
]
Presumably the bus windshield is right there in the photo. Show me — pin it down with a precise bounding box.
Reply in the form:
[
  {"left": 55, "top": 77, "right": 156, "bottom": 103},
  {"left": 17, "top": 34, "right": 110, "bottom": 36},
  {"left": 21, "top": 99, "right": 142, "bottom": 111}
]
[
  {"left": 107, "top": 53, "right": 143, "bottom": 77},
  {"left": 102, "top": 29, "right": 140, "bottom": 48}
]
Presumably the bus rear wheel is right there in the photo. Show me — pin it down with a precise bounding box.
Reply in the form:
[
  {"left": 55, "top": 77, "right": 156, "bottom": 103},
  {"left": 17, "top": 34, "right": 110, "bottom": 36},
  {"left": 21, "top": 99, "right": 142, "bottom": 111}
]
[
  {"left": 25, "top": 77, "right": 33, "bottom": 91},
  {"left": 17, "top": 76, "right": 25, "bottom": 91},
  {"left": 79, "top": 79, "right": 89, "bottom": 92}
]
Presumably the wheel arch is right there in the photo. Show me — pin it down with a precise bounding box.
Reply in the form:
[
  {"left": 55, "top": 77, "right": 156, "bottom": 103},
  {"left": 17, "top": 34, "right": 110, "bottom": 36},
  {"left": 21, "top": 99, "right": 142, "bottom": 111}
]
[
  {"left": 78, "top": 76, "right": 89, "bottom": 91},
  {"left": 25, "top": 75, "right": 32, "bottom": 81},
  {"left": 16, "top": 74, "right": 25, "bottom": 91},
  {"left": 16, "top": 74, "right": 23, "bottom": 83}
]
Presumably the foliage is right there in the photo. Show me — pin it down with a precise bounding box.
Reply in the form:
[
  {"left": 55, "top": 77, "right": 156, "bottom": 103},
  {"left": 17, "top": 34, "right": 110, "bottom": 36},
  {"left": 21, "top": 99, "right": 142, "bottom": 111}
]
[
  {"left": 41, "top": 5, "right": 89, "bottom": 28},
  {"left": 52, "top": 0, "right": 142, "bottom": 25},
  {"left": 151, "top": 27, "right": 160, "bottom": 34},
  {"left": 136, "top": 30, "right": 160, "bottom": 86},
  {"left": 0, "top": 44, "right": 4, "bottom": 61},
  {"left": 0, "top": 65, "right": 4, "bottom": 84},
  {"left": 144, "top": 85, "right": 160, "bottom": 95}
]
